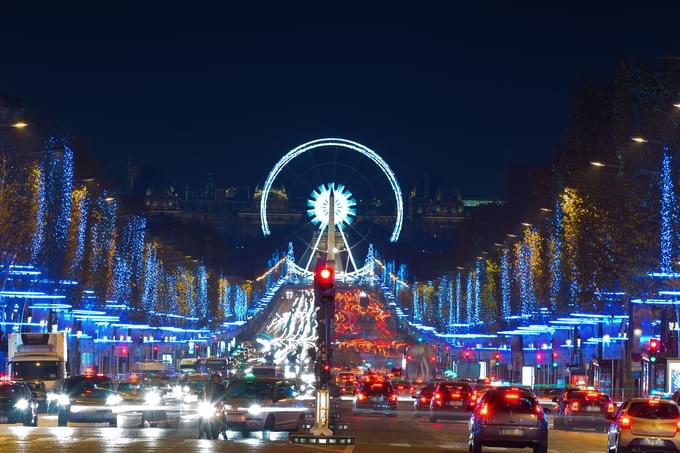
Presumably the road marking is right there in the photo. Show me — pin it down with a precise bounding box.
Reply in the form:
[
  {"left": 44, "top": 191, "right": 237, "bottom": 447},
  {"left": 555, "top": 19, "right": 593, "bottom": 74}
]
[
  {"left": 388, "top": 443, "right": 411, "bottom": 447},
  {"left": 439, "top": 442, "right": 468, "bottom": 449}
]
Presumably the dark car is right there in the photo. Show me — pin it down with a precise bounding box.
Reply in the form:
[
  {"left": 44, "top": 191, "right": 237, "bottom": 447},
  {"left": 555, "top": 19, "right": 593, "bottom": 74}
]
[
  {"left": 469, "top": 387, "right": 548, "bottom": 453},
  {"left": 0, "top": 381, "right": 38, "bottom": 426},
  {"left": 57, "top": 374, "right": 119, "bottom": 426},
  {"left": 353, "top": 380, "right": 397, "bottom": 416},
  {"left": 21, "top": 380, "right": 48, "bottom": 413},
  {"left": 553, "top": 390, "right": 615, "bottom": 432},
  {"left": 414, "top": 384, "right": 435, "bottom": 416},
  {"left": 430, "top": 381, "right": 477, "bottom": 422}
]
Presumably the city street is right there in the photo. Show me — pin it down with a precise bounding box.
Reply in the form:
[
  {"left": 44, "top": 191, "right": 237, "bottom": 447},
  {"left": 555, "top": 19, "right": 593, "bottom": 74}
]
[{"left": 0, "top": 400, "right": 607, "bottom": 453}]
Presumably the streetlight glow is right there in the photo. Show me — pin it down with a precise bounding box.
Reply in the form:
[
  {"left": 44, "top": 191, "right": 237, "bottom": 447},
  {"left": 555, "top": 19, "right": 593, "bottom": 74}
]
[
  {"left": 673, "top": 103, "right": 680, "bottom": 109},
  {"left": 11, "top": 121, "right": 28, "bottom": 128},
  {"left": 590, "top": 161, "right": 606, "bottom": 167},
  {"left": 631, "top": 137, "right": 648, "bottom": 143}
]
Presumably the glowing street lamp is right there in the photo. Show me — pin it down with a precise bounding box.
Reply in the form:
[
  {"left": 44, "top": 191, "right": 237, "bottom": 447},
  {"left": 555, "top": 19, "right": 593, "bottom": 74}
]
[
  {"left": 631, "top": 136, "right": 648, "bottom": 143},
  {"left": 590, "top": 161, "right": 606, "bottom": 167},
  {"left": 11, "top": 121, "right": 28, "bottom": 128}
]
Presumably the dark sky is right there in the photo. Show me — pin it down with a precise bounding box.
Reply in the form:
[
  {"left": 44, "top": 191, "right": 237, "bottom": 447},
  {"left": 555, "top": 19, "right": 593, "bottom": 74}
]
[{"left": 2, "top": 6, "right": 680, "bottom": 197}]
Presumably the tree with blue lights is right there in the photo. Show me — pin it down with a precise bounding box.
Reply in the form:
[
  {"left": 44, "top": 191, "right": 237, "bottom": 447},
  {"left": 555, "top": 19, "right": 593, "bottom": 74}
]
[
  {"left": 660, "top": 146, "right": 675, "bottom": 273},
  {"left": 500, "top": 248, "right": 511, "bottom": 320},
  {"left": 196, "top": 261, "right": 209, "bottom": 321},
  {"left": 234, "top": 285, "right": 248, "bottom": 321}
]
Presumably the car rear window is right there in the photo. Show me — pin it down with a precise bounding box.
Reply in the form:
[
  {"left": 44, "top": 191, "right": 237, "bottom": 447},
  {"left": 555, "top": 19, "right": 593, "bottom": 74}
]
[
  {"left": 362, "top": 383, "right": 392, "bottom": 396},
  {"left": 627, "top": 402, "right": 680, "bottom": 419},
  {"left": 573, "top": 392, "right": 610, "bottom": 402},
  {"left": 65, "top": 378, "right": 112, "bottom": 395},
  {"left": 420, "top": 386, "right": 434, "bottom": 396},
  {"left": 486, "top": 392, "right": 536, "bottom": 413}
]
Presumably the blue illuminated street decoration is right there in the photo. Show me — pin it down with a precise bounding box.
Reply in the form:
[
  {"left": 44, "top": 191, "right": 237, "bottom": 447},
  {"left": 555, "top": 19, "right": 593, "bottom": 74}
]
[{"left": 660, "top": 146, "right": 675, "bottom": 274}]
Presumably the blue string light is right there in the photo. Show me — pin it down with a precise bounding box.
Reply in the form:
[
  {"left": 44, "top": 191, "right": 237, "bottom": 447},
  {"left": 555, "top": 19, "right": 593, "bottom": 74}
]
[
  {"left": 455, "top": 271, "right": 462, "bottom": 326},
  {"left": 549, "top": 200, "right": 562, "bottom": 313},
  {"left": 196, "top": 262, "right": 208, "bottom": 320},
  {"left": 660, "top": 146, "right": 675, "bottom": 273},
  {"left": 141, "top": 242, "right": 159, "bottom": 314},
  {"left": 234, "top": 285, "right": 247, "bottom": 321},
  {"left": 69, "top": 189, "right": 89, "bottom": 276},
  {"left": 466, "top": 271, "right": 473, "bottom": 325},
  {"left": 517, "top": 234, "right": 536, "bottom": 317},
  {"left": 500, "top": 248, "right": 511, "bottom": 320},
  {"left": 30, "top": 165, "right": 46, "bottom": 263},
  {"left": 412, "top": 285, "right": 421, "bottom": 322},
  {"left": 473, "top": 259, "right": 481, "bottom": 324}
]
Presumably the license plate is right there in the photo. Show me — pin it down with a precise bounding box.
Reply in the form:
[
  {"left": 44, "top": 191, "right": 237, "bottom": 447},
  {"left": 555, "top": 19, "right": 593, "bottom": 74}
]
[
  {"left": 585, "top": 406, "right": 600, "bottom": 412},
  {"left": 449, "top": 401, "right": 463, "bottom": 407},
  {"left": 227, "top": 413, "right": 245, "bottom": 423},
  {"left": 641, "top": 438, "right": 665, "bottom": 447},
  {"left": 499, "top": 428, "right": 524, "bottom": 436},
  {"left": 371, "top": 397, "right": 383, "bottom": 402}
]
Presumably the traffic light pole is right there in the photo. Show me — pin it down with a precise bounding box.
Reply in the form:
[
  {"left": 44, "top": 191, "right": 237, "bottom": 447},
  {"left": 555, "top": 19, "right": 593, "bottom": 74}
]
[{"left": 310, "top": 191, "right": 335, "bottom": 437}]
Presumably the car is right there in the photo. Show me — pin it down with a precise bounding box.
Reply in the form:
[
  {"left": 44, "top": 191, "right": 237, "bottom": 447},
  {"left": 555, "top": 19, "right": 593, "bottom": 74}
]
[
  {"left": 607, "top": 397, "right": 680, "bottom": 453},
  {"left": 21, "top": 380, "right": 48, "bottom": 413},
  {"left": 469, "top": 387, "right": 548, "bottom": 453},
  {"left": 553, "top": 390, "right": 615, "bottom": 432},
  {"left": 220, "top": 377, "right": 307, "bottom": 432},
  {"left": 57, "top": 374, "right": 121, "bottom": 426},
  {"left": 430, "top": 381, "right": 477, "bottom": 422},
  {"left": 392, "top": 380, "right": 416, "bottom": 397},
  {"left": 353, "top": 380, "right": 398, "bottom": 416},
  {"left": 413, "top": 383, "right": 435, "bottom": 416},
  {"left": 0, "top": 380, "right": 38, "bottom": 426}
]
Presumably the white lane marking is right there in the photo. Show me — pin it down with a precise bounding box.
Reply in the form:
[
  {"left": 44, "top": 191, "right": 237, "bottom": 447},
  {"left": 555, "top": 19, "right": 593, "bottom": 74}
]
[
  {"left": 439, "top": 442, "right": 468, "bottom": 449},
  {"left": 388, "top": 443, "right": 411, "bottom": 447}
]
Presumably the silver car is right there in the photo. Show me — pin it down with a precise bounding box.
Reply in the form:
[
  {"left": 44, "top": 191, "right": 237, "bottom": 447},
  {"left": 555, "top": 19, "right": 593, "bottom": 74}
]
[
  {"left": 469, "top": 387, "right": 548, "bottom": 453},
  {"left": 219, "top": 378, "right": 307, "bottom": 432}
]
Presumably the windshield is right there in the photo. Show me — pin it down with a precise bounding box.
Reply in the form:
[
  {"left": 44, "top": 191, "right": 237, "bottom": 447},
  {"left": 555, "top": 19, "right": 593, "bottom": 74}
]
[
  {"left": 225, "top": 381, "right": 274, "bottom": 400},
  {"left": 0, "top": 385, "right": 26, "bottom": 399},
  {"left": 65, "top": 379, "right": 113, "bottom": 397},
  {"left": 361, "top": 383, "right": 392, "bottom": 396},
  {"left": 12, "top": 361, "right": 59, "bottom": 380},
  {"left": 628, "top": 402, "right": 680, "bottom": 419}
]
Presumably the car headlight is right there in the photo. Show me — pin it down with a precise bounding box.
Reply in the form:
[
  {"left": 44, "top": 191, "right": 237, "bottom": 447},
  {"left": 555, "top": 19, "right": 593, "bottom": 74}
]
[
  {"left": 57, "top": 394, "right": 70, "bottom": 406},
  {"left": 183, "top": 394, "right": 199, "bottom": 404},
  {"left": 247, "top": 404, "right": 263, "bottom": 416},
  {"left": 197, "top": 401, "right": 215, "bottom": 418},
  {"left": 106, "top": 394, "right": 123, "bottom": 406},
  {"left": 47, "top": 392, "right": 58, "bottom": 402},
  {"left": 145, "top": 391, "right": 161, "bottom": 406},
  {"left": 14, "top": 399, "right": 29, "bottom": 410}
]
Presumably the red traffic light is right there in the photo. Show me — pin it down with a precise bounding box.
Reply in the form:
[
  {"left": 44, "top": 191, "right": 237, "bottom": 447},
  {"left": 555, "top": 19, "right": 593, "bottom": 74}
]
[
  {"left": 650, "top": 339, "right": 659, "bottom": 351},
  {"left": 494, "top": 352, "right": 501, "bottom": 361},
  {"left": 153, "top": 345, "right": 159, "bottom": 352},
  {"left": 552, "top": 351, "right": 558, "bottom": 359},
  {"left": 318, "top": 267, "right": 333, "bottom": 282},
  {"left": 431, "top": 356, "right": 437, "bottom": 363},
  {"left": 464, "top": 350, "right": 471, "bottom": 359},
  {"left": 536, "top": 352, "right": 543, "bottom": 362},
  {"left": 323, "top": 364, "right": 331, "bottom": 372},
  {"left": 119, "top": 346, "right": 128, "bottom": 357},
  {"left": 406, "top": 354, "right": 413, "bottom": 361}
]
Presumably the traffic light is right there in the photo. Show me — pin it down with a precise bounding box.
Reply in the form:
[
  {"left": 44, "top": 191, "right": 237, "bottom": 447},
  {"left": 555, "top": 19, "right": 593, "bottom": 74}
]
[
  {"left": 464, "top": 350, "right": 472, "bottom": 361},
  {"left": 494, "top": 352, "right": 501, "bottom": 367},
  {"left": 536, "top": 352, "right": 543, "bottom": 369},
  {"left": 649, "top": 339, "right": 659, "bottom": 363},
  {"left": 552, "top": 351, "right": 558, "bottom": 368},
  {"left": 320, "top": 363, "right": 332, "bottom": 386},
  {"left": 315, "top": 266, "right": 335, "bottom": 303}
]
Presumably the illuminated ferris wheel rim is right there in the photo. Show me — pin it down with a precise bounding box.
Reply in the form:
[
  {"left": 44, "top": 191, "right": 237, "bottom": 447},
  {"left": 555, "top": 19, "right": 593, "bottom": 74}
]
[{"left": 260, "top": 138, "right": 404, "bottom": 242}]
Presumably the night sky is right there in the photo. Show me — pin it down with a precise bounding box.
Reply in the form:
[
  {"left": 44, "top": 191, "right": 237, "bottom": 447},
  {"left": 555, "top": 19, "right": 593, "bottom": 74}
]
[{"left": 2, "top": 6, "right": 680, "bottom": 197}]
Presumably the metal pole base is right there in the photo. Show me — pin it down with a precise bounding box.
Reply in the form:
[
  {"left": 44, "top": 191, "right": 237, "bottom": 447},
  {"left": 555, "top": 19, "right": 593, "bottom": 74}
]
[{"left": 309, "top": 389, "right": 333, "bottom": 436}]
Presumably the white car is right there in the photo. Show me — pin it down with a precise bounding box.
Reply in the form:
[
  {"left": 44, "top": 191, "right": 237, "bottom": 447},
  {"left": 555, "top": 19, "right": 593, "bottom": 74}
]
[{"left": 220, "top": 378, "right": 308, "bottom": 432}]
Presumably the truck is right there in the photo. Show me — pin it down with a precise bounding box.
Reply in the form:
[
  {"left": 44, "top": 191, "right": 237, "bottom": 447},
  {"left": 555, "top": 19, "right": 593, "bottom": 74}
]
[{"left": 7, "top": 332, "right": 67, "bottom": 392}]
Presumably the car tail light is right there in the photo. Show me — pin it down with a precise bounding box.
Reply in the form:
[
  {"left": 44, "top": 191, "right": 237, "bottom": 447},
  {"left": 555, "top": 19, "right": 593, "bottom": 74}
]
[
  {"left": 505, "top": 393, "right": 520, "bottom": 400},
  {"left": 676, "top": 420, "right": 680, "bottom": 433},
  {"left": 434, "top": 392, "right": 442, "bottom": 400},
  {"left": 358, "top": 393, "right": 366, "bottom": 401},
  {"left": 571, "top": 401, "right": 580, "bottom": 412},
  {"left": 420, "top": 396, "right": 428, "bottom": 403},
  {"left": 390, "top": 394, "right": 398, "bottom": 402},
  {"left": 479, "top": 403, "right": 489, "bottom": 417},
  {"left": 451, "top": 392, "right": 461, "bottom": 399},
  {"left": 607, "top": 403, "right": 616, "bottom": 414},
  {"left": 619, "top": 416, "right": 631, "bottom": 430},
  {"left": 534, "top": 404, "right": 542, "bottom": 415},
  {"left": 471, "top": 390, "right": 478, "bottom": 401}
]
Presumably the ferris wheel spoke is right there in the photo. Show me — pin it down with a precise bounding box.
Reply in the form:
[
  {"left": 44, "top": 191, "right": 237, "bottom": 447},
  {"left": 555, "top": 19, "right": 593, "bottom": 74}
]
[
  {"left": 304, "top": 223, "right": 327, "bottom": 272},
  {"left": 338, "top": 226, "right": 359, "bottom": 273}
]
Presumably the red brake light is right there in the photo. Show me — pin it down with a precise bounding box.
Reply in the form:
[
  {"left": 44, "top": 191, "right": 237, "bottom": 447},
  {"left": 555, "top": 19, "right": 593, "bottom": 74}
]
[
  {"left": 421, "top": 397, "right": 427, "bottom": 403},
  {"left": 357, "top": 393, "right": 366, "bottom": 401},
  {"left": 676, "top": 420, "right": 680, "bottom": 433},
  {"left": 479, "top": 403, "right": 489, "bottom": 417},
  {"left": 505, "top": 393, "right": 520, "bottom": 400},
  {"left": 607, "top": 403, "right": 616, "bottom": 413},
  {"left": 451, "top": 392, "right": 461, "bottom": 399},
  {"left": 434, "top": 392, "right": 442, "bottom": 400},
  {"left": 571, "top": 401, "right": 580, "bottom": 412},
  {"left": 619, "top": 416, "right": 631, "bottom": 429},
  {"left": 535, "top": 404, "right": 542, "bottom": 415},
  {"left": 390, "top": 394, "right": 398, "bottom": 402}
]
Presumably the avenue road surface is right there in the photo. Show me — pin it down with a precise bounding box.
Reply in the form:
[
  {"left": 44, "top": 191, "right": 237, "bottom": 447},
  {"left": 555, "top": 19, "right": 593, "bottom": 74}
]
[{"left": 0, "top": 399, "right": 608, "bottom": 453}]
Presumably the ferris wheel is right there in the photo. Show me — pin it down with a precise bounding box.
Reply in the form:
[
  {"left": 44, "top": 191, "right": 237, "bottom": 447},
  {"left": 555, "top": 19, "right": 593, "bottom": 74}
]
[{"left": 259, "top": 138, "right": 404, "bottom": 279}]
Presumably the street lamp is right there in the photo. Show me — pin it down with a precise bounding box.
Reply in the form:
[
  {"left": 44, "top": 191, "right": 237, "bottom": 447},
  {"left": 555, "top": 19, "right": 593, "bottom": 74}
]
[
  {"left": 10, "top": 121, "right": 28, "bottom": 129},
  {"left": 631, "top": 136, "right": 648, "bottom": 143},
  {"left": 590, "top": 161, "right": 606, "bottom": 167}
]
